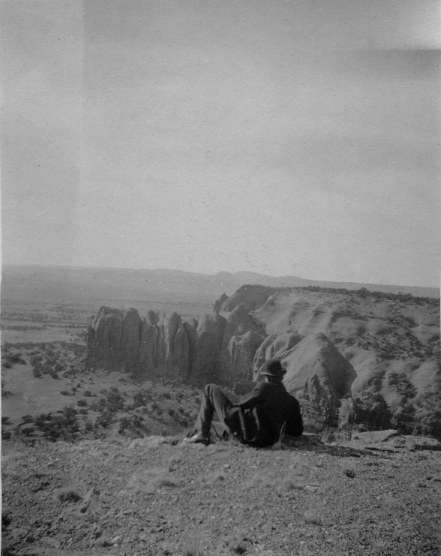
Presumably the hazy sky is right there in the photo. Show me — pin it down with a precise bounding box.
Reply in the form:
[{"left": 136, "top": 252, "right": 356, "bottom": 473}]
[{"left": 2, "top": 0, "right": 440, "bottom": 287}]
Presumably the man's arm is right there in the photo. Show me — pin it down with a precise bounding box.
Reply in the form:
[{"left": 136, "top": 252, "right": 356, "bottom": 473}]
[{"left": 234, "top": 382, "right": 267, "bottom": 409}]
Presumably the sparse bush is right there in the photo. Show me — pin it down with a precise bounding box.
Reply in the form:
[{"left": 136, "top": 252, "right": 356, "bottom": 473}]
[
  {"left": 35, "top": 413, "right": 52, "bottom": 428},
  {"left": 2, "top": 416, "right": 11, "bottom": 425},
  {"left": 118, "top": 416, "right": 131, "bottom": 433},
  {"left": 353, "top": 393, "right": 391, "bottom": 430},
  {"left": 106, "top": 387, "right": 124, "bottom": 412},
  {"left": 20, "top": 425, "right": 35, "bottom": 436},
  {"left": 9, "top": 353, "right": 25, "bottom": 364},
  {"left": 60, "top": 390, "right": 70, "bottom": 396},
  {"left": 57, "top": 489, "right": 81, "bottom": 503},
  {"left": 83, "top": 390, "right": 93, "bottom": 397},
  {"left": 22, "top": 415, "right": 34, "bottom": 424},
  {"left": 95, "top": 412, "right": 113, "bottom": 429},
  {"left": 132, "top": 389, "right": 150, "bottom": 408},
  {"left": 84, "top": 420, "right": 93, "bottom": 432},
  {"left": 77, "top": 399, "right": 88, "bottom": 407},
  {"left": 2, "top": 431, "right": 11, "bottom": 440}
]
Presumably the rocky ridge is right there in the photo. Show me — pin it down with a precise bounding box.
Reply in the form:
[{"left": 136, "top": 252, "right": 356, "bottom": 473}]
[{"left": 84, "top": 285, "right": 441, "bottom": 435}]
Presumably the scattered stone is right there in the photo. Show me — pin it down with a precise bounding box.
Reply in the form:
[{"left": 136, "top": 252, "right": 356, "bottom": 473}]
[
  {"left": 57, "top": 488, "right": 81, "bottom": 503},
  {"left": 351, "top": 430, "right": 399, "bottom": 443}
]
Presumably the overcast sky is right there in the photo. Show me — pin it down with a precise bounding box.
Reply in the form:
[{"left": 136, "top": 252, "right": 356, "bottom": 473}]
[{"left": 2, "top": 0, "right": 440, "bottom": 287}]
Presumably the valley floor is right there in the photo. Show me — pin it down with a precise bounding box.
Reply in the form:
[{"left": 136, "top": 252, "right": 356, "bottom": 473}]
[{"left": 2, "top": 435, "right": 441, "bottom": 556}]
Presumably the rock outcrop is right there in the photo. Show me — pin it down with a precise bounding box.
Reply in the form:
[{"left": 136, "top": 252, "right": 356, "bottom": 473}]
[
  {"left": 85, "top": 307, "right": 124, "bottom": 371},
  {"left": 86, "top": 283, "right": 440, "bottom": 434},
  {"left": 85, "top": 305, "right": 265, "bottom": 387}
]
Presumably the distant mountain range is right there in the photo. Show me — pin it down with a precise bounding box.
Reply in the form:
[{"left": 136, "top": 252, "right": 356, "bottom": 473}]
[{"left": 2, "top": 264, "right": 439, "bottom": 305}]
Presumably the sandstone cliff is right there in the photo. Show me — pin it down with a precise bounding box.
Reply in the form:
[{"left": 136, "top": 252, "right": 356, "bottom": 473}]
[{"left": 85, "top": 304, "right": 265, "bottom": 388}]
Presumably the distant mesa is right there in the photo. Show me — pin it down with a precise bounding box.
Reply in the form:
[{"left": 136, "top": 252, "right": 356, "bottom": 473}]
[{"left": 85, "top": 284, "right": 441, "bottom": 435}]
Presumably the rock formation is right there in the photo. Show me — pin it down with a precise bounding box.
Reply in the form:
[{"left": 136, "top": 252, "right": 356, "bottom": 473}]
[
  {"left": 85, "top": 305, "right": 265, "bottom": 388},
  {"left": 85, "top": 284, "right": 440, "bottom": 434},
  {"left": 85, "top": 307, "right": 124, "bottom": 371}
]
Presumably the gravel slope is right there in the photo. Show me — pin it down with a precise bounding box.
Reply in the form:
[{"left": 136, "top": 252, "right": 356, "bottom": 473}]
[{"left": 2, "top": 436, "right": 441, "bottom": 556}]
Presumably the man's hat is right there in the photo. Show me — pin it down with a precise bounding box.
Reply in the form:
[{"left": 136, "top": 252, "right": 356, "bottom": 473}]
[{"left": 261, "top": 358, "right": 286, "bottom": 377}]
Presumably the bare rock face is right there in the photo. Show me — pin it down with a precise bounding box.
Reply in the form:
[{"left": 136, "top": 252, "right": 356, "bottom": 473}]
[
  {"left": 228, "top": 330, "right": 265, "bottom": 386},
  {"left": 191, "top": 314, "right": 227, "bottom": 385},
  {"left": 85, "top": 307, "right": 251, "bottom": 385},
  {"left": 280, "top": 333, "right": 356, "bottom": 429},
  {"left": 85, "top": 307, "right": 124, "bottom": 371},
  {"left": 213, "top": 293, "right": 228, "bottom": 313},
  {"left": 253, "top": 332, "right": 303, "bottom": 375},
  {"left": 138, "top": 317, "right": 160, "bottom": 378},
  {"left": 120, "top": 308, "right": 141, "bottom": 375},
  {"left": 215, "top": 285, "right": 276, "bottom": 313},
  {"left": 162, "top": 312, "right": 191, "bottom": 382}
]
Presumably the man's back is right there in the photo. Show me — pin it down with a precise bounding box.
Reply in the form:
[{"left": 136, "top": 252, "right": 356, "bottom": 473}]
[{"left": 235, "top": 381, "right": 303, "bottom": 444}]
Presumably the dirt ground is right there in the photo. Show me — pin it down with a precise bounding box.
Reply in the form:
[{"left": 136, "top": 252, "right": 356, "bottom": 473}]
[{"left": 2, "top": 434, "right": 441, "bottom": 556}]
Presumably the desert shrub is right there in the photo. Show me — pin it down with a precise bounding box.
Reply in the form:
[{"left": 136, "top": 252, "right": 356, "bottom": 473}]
[
  {"left": 38, "top": 407, "right": 80, "bottom": 441},
  {"left": 57, "top": 489, "right": 81, "bottom": 503},
  {"left": 33, "top": 367, "right": 42, "bottom": 378},
  {"left": 60, "top": 390, "right": 70, "bottom": 396},
  {"left": 35, "top": 413, "right": 52, "bottom": 428},
  {"left": 63, "top": 406, "right": 77, "bottom": 422},
  {"left": 95, "top": 411, "right": 113, "bottom": 429},
  {"left": 387, "top": 373, "right": 417, "bottom": 433},
  {"left": 9, "top": 353, "right": 25, "bottom": 364},
  {"left": 390, "top": 399, "right": 415, "bottom": 434},
  {"left": 118, "top": 416, "right": 131, "bottom": 433},
  {"left": 83, "top": 390, "right": 93, "bottom": 397},
  {"left": 353, "top": 393, "right": 392, "bottom": 430},
  {"left": 77, "top": 399, "right": 87, "bottom": 407},
  {"left": 50, "top": 371, "right": 59, "bottom": 379},
  {"left": 84, "top": 420, "right": 93, "bottom": 432},
  {"left": 2, "top": 431, "right": 11, "bottom": 440},
  {"left": 2, "top": 416, "right": 11, "bottom": 425},
  {"left": 3, "top": 362, "right": 12, "bottom": 369},
  {"left": 106, "top": 387, "right": 124, "bottom": 412},
  {"left": 413, "top": 392, "right": 441, "bottom": 438},
  {"left": 22, "top": 415, "right": 34, "bottom": 424},
  {"left": 338, "top": 398, "right": 356, "bottom": 433},
  {"left": 132, "top": 389, "right": 151, "bottom": 408}
]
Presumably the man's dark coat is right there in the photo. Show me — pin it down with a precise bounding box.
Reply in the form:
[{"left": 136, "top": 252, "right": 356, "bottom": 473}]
[{"left": 225, "top": 381, "right": 303, "bottom": 447}]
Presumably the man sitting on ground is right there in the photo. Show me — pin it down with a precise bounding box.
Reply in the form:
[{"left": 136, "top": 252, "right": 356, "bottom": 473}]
[{"left": 184, "top": 358, "right": 303, "bottom": 447}]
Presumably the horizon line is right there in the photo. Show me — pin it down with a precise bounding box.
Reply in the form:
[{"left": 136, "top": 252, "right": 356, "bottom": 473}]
[{"left": 2, "top": 262, "right": 439, "bottom": 291}]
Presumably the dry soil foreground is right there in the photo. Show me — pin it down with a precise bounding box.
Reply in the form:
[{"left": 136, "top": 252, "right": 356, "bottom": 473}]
[{"left": 2, "top": 435, "right": 441, "bottom": 556}]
